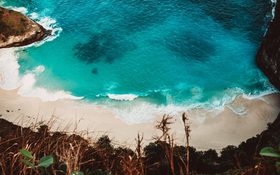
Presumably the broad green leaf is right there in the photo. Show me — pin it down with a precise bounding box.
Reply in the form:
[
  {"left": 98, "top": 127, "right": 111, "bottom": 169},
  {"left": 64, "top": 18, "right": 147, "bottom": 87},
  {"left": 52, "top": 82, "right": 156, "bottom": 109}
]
[
  {"left": 276, "top": 162, "right": 280, "bottom": 174},
  {"left": 260, "top": 147, "right": 280, "bottom": 158},
  {"left": 19, "top": 149, "right": 33, "bottom": 159},
  {"left": 38, "top": 155, "right": 54, "bottom": 168},
  {"left": 20, "top": 159, "right": 35, "bottom": 169},
  {"left": 71, "top": 171, "right": 84, "bottom": 175}
]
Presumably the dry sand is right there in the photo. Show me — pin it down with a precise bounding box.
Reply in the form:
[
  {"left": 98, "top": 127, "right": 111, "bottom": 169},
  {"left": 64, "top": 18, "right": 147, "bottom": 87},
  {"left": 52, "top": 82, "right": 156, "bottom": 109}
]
[{"left": 0, "top": 88, "right": 279, "bottom": 150}]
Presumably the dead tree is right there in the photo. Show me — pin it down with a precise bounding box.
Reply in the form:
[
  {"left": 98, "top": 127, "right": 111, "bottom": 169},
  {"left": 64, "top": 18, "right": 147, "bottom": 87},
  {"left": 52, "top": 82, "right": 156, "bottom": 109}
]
[
  {"left": 155, "top": 115, "right": 175, "bottom": 175},
  {"left": 135, "top": 133, "right": 144, "bottom": 175},
  {"left": 182, "top": 112, "right": 191, "bottom": 175}
]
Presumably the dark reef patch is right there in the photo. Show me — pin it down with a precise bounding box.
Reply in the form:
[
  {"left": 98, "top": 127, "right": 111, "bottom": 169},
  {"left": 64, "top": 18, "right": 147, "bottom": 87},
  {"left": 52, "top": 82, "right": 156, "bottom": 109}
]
[
  {"left": 91, "top": 68, "right": 98, "bottom": 75},
  {"left": 74, "top": 32, "right": 136, "bottom": 64}
]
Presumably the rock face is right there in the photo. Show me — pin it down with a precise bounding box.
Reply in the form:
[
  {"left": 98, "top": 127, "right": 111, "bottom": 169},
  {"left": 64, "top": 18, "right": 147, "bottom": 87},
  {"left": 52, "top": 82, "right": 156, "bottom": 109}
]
[
  {"left": 0, "top": 7, "right": 50, "bottom": 48},
  {"left": 256, "top": 2, "right": 280, "bottom": 90}
]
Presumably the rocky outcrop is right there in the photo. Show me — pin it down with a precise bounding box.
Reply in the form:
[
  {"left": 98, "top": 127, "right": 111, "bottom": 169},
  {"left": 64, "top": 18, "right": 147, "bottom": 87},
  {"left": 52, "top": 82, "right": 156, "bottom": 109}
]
[
  {"left": 0, "top": 7, "right": 51, "bottom": 48},
  {"left": 256, "top": 1, "right": 280, "bottom": 90}
]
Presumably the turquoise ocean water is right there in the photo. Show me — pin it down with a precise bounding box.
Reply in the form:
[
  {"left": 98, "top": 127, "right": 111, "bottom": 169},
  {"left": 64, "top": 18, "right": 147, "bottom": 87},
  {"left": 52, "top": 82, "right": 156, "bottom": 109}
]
[{"left": 1, "top": 0, "right": 276, "bottom": 121}]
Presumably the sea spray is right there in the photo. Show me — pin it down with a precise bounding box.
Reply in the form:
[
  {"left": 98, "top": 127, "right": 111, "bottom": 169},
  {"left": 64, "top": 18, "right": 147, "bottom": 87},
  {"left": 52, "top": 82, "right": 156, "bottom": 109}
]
[{"left": 0, "top": 48, "right": 82, "bottom": 101}]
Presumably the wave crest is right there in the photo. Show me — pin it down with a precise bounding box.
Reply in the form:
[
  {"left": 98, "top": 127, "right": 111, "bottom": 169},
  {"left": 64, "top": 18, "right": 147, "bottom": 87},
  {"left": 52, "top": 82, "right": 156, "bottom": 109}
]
[
  {"left": 0, "top": 48, "right": 82, "bottom": 101},
  {"left": 107, "top": 94, "right": 138, "bottom": 101}
]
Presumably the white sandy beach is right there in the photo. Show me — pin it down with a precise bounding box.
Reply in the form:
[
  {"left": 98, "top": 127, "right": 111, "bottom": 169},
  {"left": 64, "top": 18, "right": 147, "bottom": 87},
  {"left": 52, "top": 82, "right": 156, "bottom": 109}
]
[{"left": 0, "top": 87, "right": 279, "bottom": 150}]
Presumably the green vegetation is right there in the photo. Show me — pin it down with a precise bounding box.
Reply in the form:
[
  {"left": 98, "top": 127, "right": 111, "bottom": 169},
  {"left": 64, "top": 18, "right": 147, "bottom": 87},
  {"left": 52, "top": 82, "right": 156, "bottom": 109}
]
[
  {"left": 0, "top": 113, "right": 279, "bottom": 174},
  {"left": 19, "top": 149, "right": 54, "bottom": 169},
  {"left": 260, "top": 146, "right": 280, "bottom": 173},
  {"left": 19, "top": 148, "right": 54, "bottom": 174}
]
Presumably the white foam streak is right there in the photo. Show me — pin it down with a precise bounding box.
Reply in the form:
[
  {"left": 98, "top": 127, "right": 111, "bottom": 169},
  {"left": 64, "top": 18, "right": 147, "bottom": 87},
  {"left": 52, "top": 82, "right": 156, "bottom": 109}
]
[
  {"left": 0, "top": 49, "right": 82, "bottom": 101},
  {"left": 18, "top": 73, "right": 82, "bottom": 101},
  {"left": 33, "top": 65, "right": 45, "bottom": 74},
  {"left": 108, "top": 94, "right": 138, "bottom": 101},
  {"left": 29, "top": 15, "right": 63, "bottom": 47},
  {"left": 0, "top": 49, "right": 20, "bottom": 89},
  {"left": 271, "top": 0, "right": 277, "bottom": 19},
  {"left": 5, "top": 6, "right": 28, "bottom": 14},
  {"left": 107, "top": 86, "right": 276, "bottom": 124},
  {"left": 110, "top": 103, "right": 186, "bottom": 124}
]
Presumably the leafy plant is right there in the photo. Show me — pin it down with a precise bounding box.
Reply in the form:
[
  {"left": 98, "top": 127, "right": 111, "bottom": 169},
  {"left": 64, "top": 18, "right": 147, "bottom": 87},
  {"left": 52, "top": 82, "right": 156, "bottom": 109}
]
[
  {"left": 19, "top": 149, "right": 54, "bottom": 169},
  {"left": 38, "top": 155, "right": 54, "bottom": 168},
  {"left": 260, "top": 146, "right": 280, "bottom": 173},
  {"left": 20, "top": 149, "right": 33, "bottom": 159},
  {"left": 260, "top": 147, "right": 280, "bottom": 158},
  {"left": 71, "top": 171, "right": 84, "bottom": 175}
]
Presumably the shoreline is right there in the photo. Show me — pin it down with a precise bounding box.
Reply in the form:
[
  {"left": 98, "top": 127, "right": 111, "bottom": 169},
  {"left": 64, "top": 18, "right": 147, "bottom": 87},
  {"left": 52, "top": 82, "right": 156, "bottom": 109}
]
[
  {"left": 0, "top": 5, "right": 279, "bottom": 151},
  {"left": 0, "top": 87, "right": 279, "bottom": 150}
]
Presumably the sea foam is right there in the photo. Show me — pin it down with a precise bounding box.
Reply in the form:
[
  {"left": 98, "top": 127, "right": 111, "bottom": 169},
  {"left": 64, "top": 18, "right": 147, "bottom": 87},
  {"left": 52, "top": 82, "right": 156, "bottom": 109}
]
[
  {"left": 271, "top": 0, "right": 277, "bottom": 19},
  {"left": 106, "top": 85, "right": 277, "bottom": 124},
  {"left": 107, "top": 94, "right": 138, "bottom": 101},
  {"left": 0, "top": 48, "right": 82, "bottom": 101},
  {"left": 107, "top": 102, "right": 187, "bottom": 124}
]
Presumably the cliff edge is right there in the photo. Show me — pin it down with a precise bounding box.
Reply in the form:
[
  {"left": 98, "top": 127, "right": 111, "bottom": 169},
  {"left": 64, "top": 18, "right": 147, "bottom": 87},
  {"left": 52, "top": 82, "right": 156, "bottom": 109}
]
[
  {"left": 257, "top": 1, "right": 280, "bottom": 90},
  {"left": 0, "top": 7, "right": 50, "bottom": 48}
]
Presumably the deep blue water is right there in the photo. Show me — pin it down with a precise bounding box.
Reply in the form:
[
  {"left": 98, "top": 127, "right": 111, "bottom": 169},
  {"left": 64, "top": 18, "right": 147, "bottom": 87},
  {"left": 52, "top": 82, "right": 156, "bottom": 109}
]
[{"left": 2, "top": 0, "right": 275, "bottom": 108}]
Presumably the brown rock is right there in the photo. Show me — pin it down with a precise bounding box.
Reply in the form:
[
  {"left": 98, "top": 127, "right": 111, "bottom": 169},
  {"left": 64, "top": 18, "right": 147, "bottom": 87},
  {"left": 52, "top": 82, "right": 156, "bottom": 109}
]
[{"left": 0, "top": 7, "right": 51, "bottom": 48}]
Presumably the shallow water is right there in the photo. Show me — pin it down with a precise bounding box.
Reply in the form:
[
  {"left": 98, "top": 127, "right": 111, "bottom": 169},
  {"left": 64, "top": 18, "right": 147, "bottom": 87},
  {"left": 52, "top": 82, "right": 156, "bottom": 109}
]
[{"left": 1, "top": 0, "right": 276, "bottom": 122}]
